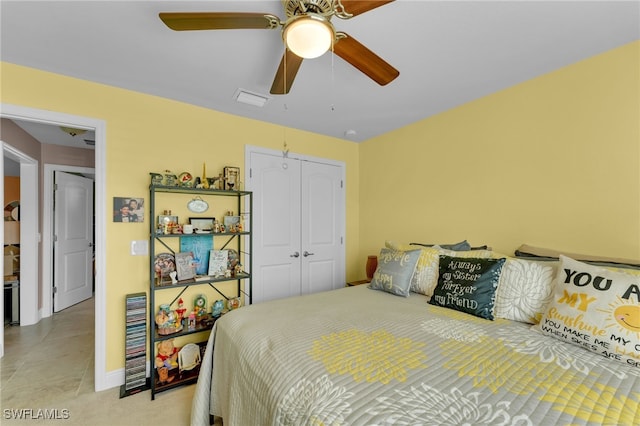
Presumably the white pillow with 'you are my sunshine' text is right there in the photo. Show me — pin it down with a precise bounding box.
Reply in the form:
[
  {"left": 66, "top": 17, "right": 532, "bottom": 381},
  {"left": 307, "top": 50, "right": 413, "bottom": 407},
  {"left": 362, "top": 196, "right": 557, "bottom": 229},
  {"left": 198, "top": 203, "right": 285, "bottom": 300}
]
[{"left": 535, "top": 256, "right": 640, "bottom": 370}]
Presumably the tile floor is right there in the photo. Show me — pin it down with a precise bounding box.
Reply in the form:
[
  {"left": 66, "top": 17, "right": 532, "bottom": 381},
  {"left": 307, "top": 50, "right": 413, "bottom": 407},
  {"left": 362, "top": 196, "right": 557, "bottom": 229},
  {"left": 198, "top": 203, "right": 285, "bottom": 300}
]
[{"left": 1, "top": 297, "right": 197, "bottom": 425}]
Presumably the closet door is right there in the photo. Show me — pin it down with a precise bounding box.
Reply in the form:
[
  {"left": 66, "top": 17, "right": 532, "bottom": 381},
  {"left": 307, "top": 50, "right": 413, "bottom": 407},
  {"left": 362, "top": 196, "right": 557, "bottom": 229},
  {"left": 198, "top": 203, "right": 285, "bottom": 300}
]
[
  {"left": 250, "top": 152, "right": 302, "bottom": 303},
  {"left": 300, "top": 160, "right": 344, "bottom": 295},
  {"left": 249, "top": 149, "right": 345, "bottom": 303}
]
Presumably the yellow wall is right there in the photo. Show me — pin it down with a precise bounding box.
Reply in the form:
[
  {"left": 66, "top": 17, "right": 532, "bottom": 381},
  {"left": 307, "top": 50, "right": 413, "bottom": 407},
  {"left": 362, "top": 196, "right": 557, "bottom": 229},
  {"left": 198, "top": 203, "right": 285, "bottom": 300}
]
[
  {"left": 0, "top": 62, "right": 360, "bottom": 371},
  {"left": 1, "top": 40, "right": 639, "bottom": 377},
  {"left": 360, "top": 41, "right": 640, "bottom": 261}
]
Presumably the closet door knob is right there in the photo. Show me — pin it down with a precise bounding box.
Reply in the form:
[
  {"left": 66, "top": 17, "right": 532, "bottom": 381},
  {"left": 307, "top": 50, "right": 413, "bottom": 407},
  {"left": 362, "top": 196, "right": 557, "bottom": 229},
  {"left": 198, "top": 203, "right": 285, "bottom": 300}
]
[
  {"left": 290, "top": 252, "right": 300, "bottom": 258},
  {"left": 303, "top": 251, "right": 315, "bottom": 257}
]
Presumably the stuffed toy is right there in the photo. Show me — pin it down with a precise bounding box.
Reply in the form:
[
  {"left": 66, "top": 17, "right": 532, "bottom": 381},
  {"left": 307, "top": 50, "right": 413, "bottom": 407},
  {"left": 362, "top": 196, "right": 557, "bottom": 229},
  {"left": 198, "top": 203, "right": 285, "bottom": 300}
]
[{"left": 155, "top": 339, "right": 179, "bottom": 370}]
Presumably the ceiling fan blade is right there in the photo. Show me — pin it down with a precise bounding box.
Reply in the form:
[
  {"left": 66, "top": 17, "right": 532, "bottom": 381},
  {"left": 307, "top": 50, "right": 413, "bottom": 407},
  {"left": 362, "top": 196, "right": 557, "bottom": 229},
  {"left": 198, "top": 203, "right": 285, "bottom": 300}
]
[
  {"left": 270, "top": 50, "right": 304, "bottom": 95},
  {"left": 333, "top": 33, "right": 399, "bottom": 86},
  {"left": 340, "top": 0, "right": 395, "bottom": 17},
  {"left": 159, "top": 12, "right": 279, "bottom": 31}
]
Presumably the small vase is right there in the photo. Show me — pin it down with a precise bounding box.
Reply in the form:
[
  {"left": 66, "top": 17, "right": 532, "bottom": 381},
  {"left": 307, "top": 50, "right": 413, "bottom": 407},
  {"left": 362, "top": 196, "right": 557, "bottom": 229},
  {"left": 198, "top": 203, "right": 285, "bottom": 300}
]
[{"left": 366, "top": 255, "right": 378, "bottom": 281}]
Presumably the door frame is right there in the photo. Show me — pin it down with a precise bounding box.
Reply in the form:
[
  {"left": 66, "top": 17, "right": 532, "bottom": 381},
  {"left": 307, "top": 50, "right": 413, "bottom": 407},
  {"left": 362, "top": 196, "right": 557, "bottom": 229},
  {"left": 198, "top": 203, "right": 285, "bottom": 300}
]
[
  {"left": 43, "top": 165, "right": 95, "bottom": 315},
  {"left": 0, "top": 143, "right": 38, "bottom": 357},
  {"left": 0, "top": 103, "right": 109, "bottom": 391}
]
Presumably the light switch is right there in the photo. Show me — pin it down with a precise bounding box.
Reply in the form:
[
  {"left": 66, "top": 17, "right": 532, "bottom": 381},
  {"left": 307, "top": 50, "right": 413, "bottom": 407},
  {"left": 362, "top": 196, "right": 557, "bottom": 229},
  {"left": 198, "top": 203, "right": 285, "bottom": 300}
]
[{"left": 130, "top": 240, "right": 148, "bottom": 256}]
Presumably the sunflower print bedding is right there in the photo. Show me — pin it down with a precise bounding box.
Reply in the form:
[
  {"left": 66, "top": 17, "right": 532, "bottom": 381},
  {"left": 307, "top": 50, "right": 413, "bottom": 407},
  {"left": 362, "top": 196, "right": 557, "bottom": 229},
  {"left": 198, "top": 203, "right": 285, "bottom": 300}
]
[{"left": 191, "top": 285, "right": 640, "bottom": 426}]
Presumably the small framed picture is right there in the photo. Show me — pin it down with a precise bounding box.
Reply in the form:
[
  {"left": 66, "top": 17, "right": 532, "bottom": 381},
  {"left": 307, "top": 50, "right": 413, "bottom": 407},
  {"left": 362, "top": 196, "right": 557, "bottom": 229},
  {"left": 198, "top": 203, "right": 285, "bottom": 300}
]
[
  {"left": 208, "top": 249, "right": 228, "bottom": 277},
  {"left": 223, "top": 215, "right": 240, "bottom": 230},
  {"left": 113, "top": 197, "right": 144, "bottom": 223},
  {"left": 158, "top": 215, "right": 178, "bottom": 227},
  {"left": 189, "top": 217, "right": 215, "bottom": 231},
  {"left": 175, "top": 251, "right": 195, "bottom": 281},
  {"left": 223, "top": 166, "right": 240, "bottom": 190}
]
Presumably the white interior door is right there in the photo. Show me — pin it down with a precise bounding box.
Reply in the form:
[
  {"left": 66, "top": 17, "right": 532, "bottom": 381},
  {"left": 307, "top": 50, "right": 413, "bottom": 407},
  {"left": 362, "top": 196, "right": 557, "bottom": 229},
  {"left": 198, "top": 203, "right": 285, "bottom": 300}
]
[
  {"left": 250, "top": 152, "right": 301, "bottom": 303},
  {"left": 248, "top": 148, "right": 345, "bottom": 303},
  {"left": 301, "top": 160, "right": 344, "bottom": 294},
  {"left": 54, "top": 171, "right": 94, "bottom": 312}
]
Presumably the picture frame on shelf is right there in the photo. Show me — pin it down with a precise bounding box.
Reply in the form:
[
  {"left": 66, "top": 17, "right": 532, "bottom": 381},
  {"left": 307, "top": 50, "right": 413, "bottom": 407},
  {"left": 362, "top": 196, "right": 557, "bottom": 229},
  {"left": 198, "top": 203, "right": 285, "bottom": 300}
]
[
  {"left": 158, "top": 215, "right": 178, "bottom": 227},
  {"left": 175, "top": 251, "right": 195, "bottom": 281},
  {"left": 208, "top": 249, "right": 228, "bottom": 277},
  {"left": 223, "top": 166, "right": 240, "bottom": 190},
  {"left": 223, "top": 215, "right": 240, "bottom": 231},
  {"left": 189, "top": 217, "right": 215, "bottom": 232},
  {"left": 180, "top": 235, "right": 213, "bottom": 275}
]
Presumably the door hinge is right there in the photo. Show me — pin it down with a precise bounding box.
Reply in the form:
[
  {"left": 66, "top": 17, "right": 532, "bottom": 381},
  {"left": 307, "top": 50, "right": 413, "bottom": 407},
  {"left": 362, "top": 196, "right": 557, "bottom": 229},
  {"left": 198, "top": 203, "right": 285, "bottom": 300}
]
[
  {"left": 340, "top": 180, "right": 343, "bottom": 188},
  {"left": 341, "top": 237, "right": 343, "bottom": 245},
  {"left": 250, "top": 168, "right": 252, "bottom": 179},
  {"left": 54, "top": 183, "right": 58, "bottom": 191},
  {"left": 53, "top": 234, "right": 57, "bottom": 242},
  {"left": 53, "top": 287, "right": 57, "bottom": 294}
]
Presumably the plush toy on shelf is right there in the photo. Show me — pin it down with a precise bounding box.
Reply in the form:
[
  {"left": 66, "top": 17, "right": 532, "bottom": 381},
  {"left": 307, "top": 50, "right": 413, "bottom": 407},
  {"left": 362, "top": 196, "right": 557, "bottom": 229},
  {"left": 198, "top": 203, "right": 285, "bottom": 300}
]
[{"left": 155, "top": 339, "right": 179, "bottom": 385}]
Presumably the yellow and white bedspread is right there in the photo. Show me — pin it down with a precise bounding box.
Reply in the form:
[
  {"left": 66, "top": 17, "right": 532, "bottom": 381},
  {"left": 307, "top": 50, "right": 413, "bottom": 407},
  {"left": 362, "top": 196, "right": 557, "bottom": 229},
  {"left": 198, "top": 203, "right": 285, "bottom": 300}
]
[{"left": 191, "top": 285, "right": 640, "bottom": 425}]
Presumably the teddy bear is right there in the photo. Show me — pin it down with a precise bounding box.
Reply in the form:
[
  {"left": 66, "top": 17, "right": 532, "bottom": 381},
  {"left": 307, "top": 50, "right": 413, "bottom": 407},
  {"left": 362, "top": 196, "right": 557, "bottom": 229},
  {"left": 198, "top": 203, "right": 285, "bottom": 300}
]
[
  {"left": 155, "top": 339, "right": 179, "bottom": 384},
  {"left": 155, "top": 339, "right": 179, "bottom": 370}
]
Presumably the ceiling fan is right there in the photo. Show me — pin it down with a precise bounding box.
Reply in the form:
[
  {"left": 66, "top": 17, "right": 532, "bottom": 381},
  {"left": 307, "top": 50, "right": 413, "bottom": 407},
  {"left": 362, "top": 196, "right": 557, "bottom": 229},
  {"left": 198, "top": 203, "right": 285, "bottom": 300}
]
[{"left": 159, "top": 0, "right": 399, "bottom": 95}]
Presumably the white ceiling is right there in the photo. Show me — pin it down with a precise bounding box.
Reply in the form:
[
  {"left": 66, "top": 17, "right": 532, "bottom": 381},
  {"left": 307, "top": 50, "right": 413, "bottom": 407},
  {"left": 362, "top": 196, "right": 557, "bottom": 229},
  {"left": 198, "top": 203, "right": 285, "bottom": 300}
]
[{"left": 1, "top": 1, "right": 639, "bottom": 143}]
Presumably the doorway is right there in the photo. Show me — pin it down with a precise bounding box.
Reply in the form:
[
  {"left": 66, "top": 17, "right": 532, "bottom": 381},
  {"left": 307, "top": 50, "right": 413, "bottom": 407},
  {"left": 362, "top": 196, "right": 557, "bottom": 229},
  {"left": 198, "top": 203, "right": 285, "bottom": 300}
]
[
  {"left": 49, "top": 169, "right": 95, "bottom": 313},
  {"left": 0, "top": 103, "right": 109, "bottom": 391}
]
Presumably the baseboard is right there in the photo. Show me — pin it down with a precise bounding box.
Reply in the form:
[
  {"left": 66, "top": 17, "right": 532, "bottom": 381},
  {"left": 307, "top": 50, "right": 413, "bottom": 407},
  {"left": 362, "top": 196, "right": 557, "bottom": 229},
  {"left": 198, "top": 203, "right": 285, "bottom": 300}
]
[{"left": 101, "top": 361, "right": 151, "bottom": 392}]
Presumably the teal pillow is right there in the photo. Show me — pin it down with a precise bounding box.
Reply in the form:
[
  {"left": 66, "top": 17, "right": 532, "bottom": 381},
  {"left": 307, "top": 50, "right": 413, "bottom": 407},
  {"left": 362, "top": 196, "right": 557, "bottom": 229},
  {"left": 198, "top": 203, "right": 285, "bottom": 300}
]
[
  {"left": 429, "top": 255, "right": 506, "bottom": 320},
  {"left": 368, "top": 248, "right": 421, "bottom": 297}
]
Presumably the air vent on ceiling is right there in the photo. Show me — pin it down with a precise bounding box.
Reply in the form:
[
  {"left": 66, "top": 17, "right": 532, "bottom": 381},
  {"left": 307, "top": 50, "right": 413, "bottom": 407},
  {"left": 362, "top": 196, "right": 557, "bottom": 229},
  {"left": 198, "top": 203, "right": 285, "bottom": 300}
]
[{"left": 234, "top": 89, "right": 270, "bottom": 108}]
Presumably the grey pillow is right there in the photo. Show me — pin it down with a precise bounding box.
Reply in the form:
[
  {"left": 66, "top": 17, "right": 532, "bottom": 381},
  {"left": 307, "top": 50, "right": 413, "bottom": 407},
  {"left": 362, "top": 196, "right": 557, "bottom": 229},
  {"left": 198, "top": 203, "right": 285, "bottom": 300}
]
[
  {"left": 368, "top": 248, "right": 421, "bottom": 297},
  {"left": 410, "top": 240, "right": 472, "bottom": 251}
]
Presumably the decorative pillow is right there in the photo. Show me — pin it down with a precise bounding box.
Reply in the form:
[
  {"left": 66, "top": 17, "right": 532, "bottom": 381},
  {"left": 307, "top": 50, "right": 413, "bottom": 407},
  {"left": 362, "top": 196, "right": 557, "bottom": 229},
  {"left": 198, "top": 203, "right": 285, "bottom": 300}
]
[
  {"left": 535, "top": 256, "right": 640, "bottom": 370},
  {"left": 368, "top": 248, "right": 421, "bottom": 297},
  {"left": 409, "top": 240, "right": 472, "bottom": 251},
  {"left": 494, "top": 257, "right": 557, "bottom": 324},
  {"left": 429, "top": 255, "right": 506, "bottom": 320},
  {"left": 385, "top": 241, "right": 493, "bottom": 297}
]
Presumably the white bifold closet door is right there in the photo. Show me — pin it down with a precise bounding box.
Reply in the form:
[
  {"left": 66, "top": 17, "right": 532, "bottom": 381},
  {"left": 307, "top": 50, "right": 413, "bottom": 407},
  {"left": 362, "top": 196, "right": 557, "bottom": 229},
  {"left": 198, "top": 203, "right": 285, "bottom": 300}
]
[{"left": 249, "top": 150, "right": 345, "bottom": 304}]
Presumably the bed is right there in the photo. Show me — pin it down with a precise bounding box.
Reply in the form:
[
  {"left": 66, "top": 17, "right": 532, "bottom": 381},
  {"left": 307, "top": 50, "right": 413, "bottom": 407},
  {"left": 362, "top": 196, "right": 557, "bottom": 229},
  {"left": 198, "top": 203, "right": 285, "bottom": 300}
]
[{"left": 191, "top": 244, "right": 640, "bottom": 425}]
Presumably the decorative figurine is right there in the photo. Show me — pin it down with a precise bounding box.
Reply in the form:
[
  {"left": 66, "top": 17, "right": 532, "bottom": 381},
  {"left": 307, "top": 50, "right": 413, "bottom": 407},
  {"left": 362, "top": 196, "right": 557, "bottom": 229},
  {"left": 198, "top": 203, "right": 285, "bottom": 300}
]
[
  {"left": 201, "top": 163, "right": 209, "bottom": 189},
  {"left": 212, "top": 300, "right": 224, "bottom": 317},
  {"left": 155, "top": 304, "right": 182, "bottom": 335},
  {"left": 175, "top": 298, "right": 187, "bottom": 326},
  {"left": 164, "top": 170, "right": 177, "bottom": 186},
  {"left": 155, "top": 339, "right": 179, "bottom": 384},
  {"left": 178, "top": 172, "right": 193, "bottom": 187},
  {"left": 150, "top": 172, "right": 163, "bottom": 186},
  {"left": 194, "top": 294, "right": 207, "bottom": 318},
  {"left": 227, "top": 297, "right": 241, "bottom": 311}
]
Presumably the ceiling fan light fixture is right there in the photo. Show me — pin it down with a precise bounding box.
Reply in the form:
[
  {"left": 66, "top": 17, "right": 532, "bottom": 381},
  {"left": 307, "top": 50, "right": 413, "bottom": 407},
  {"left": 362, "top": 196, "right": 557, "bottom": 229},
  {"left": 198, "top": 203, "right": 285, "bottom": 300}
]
[{"left": 283, "top": 14, "right": 334, "bottom": 59}]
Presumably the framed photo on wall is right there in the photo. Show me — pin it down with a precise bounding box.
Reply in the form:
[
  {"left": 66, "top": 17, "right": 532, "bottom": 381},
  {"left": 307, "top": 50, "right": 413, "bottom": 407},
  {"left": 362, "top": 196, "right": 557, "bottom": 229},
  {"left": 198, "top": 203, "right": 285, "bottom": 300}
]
[
  {"left": 223, "top": 167, "right": 240, "bottom": 190},
  {"left": 114, "top": 197, "right": 144, "bottom": 223}
]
